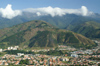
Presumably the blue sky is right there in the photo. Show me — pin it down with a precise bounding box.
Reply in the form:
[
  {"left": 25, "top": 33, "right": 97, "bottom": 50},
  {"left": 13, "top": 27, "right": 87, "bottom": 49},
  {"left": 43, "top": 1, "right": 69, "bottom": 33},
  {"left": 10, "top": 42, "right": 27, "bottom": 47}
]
[{"left": 0, "top": 0, "right": 100, "bottom": 13}]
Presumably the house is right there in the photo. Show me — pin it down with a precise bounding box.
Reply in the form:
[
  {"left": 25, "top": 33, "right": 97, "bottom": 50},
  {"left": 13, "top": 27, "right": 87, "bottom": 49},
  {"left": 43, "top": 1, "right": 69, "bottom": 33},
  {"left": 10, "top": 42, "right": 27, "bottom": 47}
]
[
  {"left": 15, "top": 61, "right": 20, "bottom": 65},
  {"left": 4, "top": 62, "right": 9, "bottom": 65},
  {"left": 29, "top": 60, "right": 33, "bottom": 64},
  {"left": 0, "top": 62, "right": 3, "bottom": 65},
  {"left": 64, "top": 54, "right": 67, "bottom": 56}
]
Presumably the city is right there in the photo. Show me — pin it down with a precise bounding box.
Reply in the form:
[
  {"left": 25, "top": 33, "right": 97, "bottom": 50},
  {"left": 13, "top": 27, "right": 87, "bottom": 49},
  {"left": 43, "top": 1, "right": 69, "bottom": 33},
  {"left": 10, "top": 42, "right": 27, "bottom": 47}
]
[{"left": 0, "top": 40, "right": 100, "bottom": 66}]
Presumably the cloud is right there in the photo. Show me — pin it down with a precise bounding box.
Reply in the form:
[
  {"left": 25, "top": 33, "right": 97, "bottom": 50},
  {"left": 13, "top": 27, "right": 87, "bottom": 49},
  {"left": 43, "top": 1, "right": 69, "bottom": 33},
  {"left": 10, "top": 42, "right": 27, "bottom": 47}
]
[
  {"left": 81, "top": 6, "right": 88, "bottom": 16},
  {"left": 0, "top": 4, "right": 93, "bottom": 19},
  {"left": 23, "top": 6, "right": 93, "bottom": 17},
  {"left": 0, "top": 4, "right": 22, "bottom": 19}
]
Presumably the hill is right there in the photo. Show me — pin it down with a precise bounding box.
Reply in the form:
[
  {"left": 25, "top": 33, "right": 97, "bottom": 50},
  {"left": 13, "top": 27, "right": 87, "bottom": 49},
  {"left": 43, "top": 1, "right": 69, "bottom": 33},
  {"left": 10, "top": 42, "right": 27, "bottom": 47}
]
[
  {"left": 71, "top": 21, "right": 100, "bottom": 39},
  {"left": 0, "top": 20, "right": 97, "bottom": 49}
]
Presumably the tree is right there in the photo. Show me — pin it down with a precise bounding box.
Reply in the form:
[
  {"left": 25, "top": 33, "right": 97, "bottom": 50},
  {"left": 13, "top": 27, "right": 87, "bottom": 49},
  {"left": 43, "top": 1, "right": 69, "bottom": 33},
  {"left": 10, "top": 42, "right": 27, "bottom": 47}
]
[{"left": 19, "top": 59, "right": 29, "bottom": 65}]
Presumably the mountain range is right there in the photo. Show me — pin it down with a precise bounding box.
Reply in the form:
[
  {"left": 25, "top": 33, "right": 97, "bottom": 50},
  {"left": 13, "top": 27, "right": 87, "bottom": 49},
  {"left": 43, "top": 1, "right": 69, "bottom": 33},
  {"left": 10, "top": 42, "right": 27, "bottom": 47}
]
[
  {"left": 0, "top": 12, "right": 100, "bottom": 29},
  {"left": 0, "top": 12, "right": 100, "bottom": 39},
  {"left": 0, "top": 20, "right": 97, "bottom": 49},
  {"left": 0, "top": 12, "right": 100, "bottom": 49}
]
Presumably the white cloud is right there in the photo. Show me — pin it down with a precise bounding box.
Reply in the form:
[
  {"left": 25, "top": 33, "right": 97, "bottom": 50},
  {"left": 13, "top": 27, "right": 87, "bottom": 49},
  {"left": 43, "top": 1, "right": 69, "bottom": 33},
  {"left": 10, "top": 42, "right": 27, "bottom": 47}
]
[
  {"left": 0, "top": 4, "right": 22, "bottom": 19},
  {"left": 0, "top": 4, "right": 93, "bottom": 19},
  {"left": 23, "top": 6, "right": 93, "bottom": 17},
  {"left": 81, "top": 6, "right": 88, "bottom": 16},
  {"left": 36, "top": 12, "right": 41, "bottom": 16}
]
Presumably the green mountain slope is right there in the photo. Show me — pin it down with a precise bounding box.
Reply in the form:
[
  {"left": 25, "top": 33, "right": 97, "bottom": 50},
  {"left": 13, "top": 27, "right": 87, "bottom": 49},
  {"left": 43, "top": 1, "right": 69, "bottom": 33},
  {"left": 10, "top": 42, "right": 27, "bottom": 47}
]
[
  {"left": 0, "top": 20, "right": 96, "bottom": 49},
  {"left": 71, "top": 21, "right": 100, "bottom": 39}
]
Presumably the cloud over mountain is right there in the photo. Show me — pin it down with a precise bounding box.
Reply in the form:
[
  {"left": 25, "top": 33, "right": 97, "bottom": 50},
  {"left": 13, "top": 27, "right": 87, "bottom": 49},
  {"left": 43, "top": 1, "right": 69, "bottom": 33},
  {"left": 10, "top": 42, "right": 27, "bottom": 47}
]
[
  {"left": 23, "top": 6, "right": 93, "bottom": 17},
  {"left": 0, "top": 4, "right": 93, "bottom": 19},
  {"left": 0, "top": 4, "right": 22, "bottom": 19}
]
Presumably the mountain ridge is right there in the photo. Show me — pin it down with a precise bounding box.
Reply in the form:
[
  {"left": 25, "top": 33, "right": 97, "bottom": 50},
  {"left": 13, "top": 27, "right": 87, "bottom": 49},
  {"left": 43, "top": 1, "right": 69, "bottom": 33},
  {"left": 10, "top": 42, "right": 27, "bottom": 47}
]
[
  {"left": 0, "top": 13, "right": 100, "bottom": 29},
  {"left": 0, "top": 20, "right": 97, "bottom": 49},
  {"left": 71, "top": 21, "right": 100, "bottom": 39}
]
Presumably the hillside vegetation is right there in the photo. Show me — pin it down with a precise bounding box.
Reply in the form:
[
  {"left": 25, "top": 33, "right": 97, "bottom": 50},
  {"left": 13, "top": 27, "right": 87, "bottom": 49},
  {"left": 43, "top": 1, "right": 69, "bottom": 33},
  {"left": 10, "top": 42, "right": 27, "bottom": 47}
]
[
  {"left": 71, "top": 21, "right": 100, "bottom": 39},
  {"left": 0, "top": 20, "right": 96, "bottom": 49}
]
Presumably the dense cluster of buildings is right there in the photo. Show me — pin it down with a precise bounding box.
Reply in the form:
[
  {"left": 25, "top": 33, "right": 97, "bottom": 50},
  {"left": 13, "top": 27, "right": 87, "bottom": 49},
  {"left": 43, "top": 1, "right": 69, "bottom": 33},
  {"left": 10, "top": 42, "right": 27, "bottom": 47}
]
[
  {"left": 0, "top": 43, "right": 100, "bottom": 66},
  {"left": 0, "top": 52, "right": 100, "bottom": 66},
  {"left": 0, "top": 54, "right": 70, "bottom": 66}
]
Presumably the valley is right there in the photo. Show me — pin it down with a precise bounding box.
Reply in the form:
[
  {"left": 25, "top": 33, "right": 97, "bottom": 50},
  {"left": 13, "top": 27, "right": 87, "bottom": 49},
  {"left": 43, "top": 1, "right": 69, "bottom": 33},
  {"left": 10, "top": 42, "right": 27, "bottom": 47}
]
[
  {"left": 0, "top": 0, "right": 100, "bottom": 66},
  {"left": 0, "top": 20, "right": 99, "bottom": 66}
]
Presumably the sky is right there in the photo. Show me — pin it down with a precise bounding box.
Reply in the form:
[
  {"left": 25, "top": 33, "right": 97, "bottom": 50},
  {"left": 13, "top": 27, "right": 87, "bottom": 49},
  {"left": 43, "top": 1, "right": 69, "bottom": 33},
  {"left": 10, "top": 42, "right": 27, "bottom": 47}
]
[
  {"left": 0, "top": 0, "right": 100, "bottom": 13},
  {"left": 0, "top": 0, "right": 100, "bottom": 19}
]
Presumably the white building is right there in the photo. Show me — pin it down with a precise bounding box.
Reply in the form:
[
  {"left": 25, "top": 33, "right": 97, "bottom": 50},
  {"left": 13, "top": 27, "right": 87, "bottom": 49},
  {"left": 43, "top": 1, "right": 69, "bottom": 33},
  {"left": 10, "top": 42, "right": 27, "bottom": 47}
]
[
  {"left": 71, "top": 54, "right": 78, "bottom": 58},
  {"left": 17, "top": 53, "right": 24, "bottom": 56},
  {"left": 60, "top": 57, "right": 69, "bottom": 61},
  {"left": 7, "top": 46, "right": 19, "bottom": 50},
  {"left": 8, "top": 47, "right": 11, "bottom": 50},
  {"left": 0, "top": 49, "right": 2, "bottom": 52}
]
